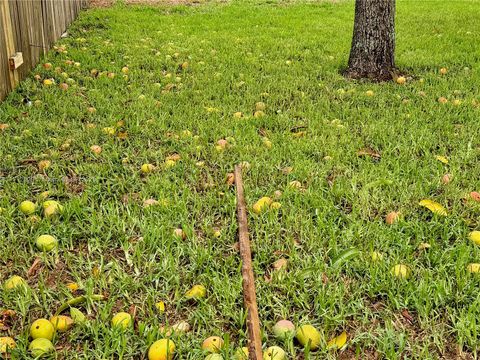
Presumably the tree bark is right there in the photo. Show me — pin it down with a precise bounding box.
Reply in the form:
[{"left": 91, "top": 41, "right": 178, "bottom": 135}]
[{"left": 345, "top": 0, "right": 396, "bottom": 81}]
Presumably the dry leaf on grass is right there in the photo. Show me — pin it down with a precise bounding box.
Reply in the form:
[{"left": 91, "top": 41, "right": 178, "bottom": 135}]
[
  {"left": 327, "top": 331, "right": 347, "bottom": 350},
  {"left": 419, "top": 199, "right": 447, "bottom": 216},
  {"left": 357, "top": 148, "right": 381, "bottom": 160}
]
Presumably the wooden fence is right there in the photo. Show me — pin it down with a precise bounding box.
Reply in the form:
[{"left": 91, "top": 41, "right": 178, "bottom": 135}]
[{"left": 0, "top": 0, "right": 88, "bottom": 101}]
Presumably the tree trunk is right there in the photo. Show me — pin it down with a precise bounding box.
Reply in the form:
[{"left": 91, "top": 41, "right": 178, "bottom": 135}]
[{"left": 345, "top": 0, "right": 396, "bottom": 81}]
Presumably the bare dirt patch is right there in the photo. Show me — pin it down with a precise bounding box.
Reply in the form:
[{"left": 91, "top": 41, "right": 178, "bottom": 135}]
[
  {"left": 89, "top": 0, "right": 114, "bottom": 7},
  {"left": 126, "top": 0, "right": 207, "bottom": 4}
]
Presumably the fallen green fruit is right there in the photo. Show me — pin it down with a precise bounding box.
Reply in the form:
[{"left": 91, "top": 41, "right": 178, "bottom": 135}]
[
  {"left": 19, "top": 200, "right": 36, "bottom": 215},
  {"left": 29, "top": 338, "right": 54, "bottom": 357},
  {"left": 36, "top": 235, "right": 58, "bottom": 252}
]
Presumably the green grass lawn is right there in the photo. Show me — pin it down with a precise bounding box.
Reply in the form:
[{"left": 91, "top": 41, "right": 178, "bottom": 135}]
[{"left": 1, "top": 0, "right": 480, "bottom": 358}]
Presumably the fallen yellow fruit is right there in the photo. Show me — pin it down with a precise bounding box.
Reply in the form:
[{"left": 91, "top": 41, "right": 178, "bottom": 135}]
[
  {"left": 202, "top": 336, "right": 224, "bottom": 353},
  {"left": 173, "top": 228, "right": 186, "bottom": 239},
  {"left": 30, "top": 319, "right": 55, "bottom": 340},
  {"left": 263, "top": 346, "right": 286, "bottom": 360},
  {"left": 467, "top": 263, "right": 480, "bottom": 273},
  {"left": 42, "top": 200, "right": 63, "bottom": 212},
  {"left": 50, "top": 315, "right": 74, "bottom": 332},
  {"left": 160, "top": 321, "right": 191, "bottom": 337},
  {"left": 38, "top": 160, "right": 51, "bottom": 171},
  {"left": 296, "top": 324, "right": 321, "bottom": 350},
  {"left": 148, "top": 339, "right": 175, "bottom": 360},
  {"left": 103, "top": 127, "right": 115, "bottom": 135},
  {"left": 111, "top": 312, "right": 132, "bottom": 329},
  {"left": 155, "top": 301, "right": 165, "bottom": 312},
  {"left": 371, "top": 251, "right": 383, "bottom": 262},
  {"left": 262, "top": 137, "right": 272, "bottom": 149},
  {"left": 141, "top": 163, "right": 155, "bottom": 174},
  {"left": 270, "top": 202, "right": 282, "bottom": 210},
  {"left": 255, "top": 102, "right": 266, "bottom": 111},
  {"left": 289, "top": 180, "right": 302, "bottom": 189},
  {"left": 468, "top": 231, "right": 480, "bottom": 246},
  {"left": 90, "top": 145, "right": 102, "bottom": 154},
  {"left": 254, "top": 110, "right": 265, "bottom": 118},
  {"left": 165, "top": 159, "right": 176, "bottom": 168},
  {"left": 391, "top": 264, "right": 410, "bottom": 279},
  {"left": 19, "top": 200, "right": 36, "bottom": 215},
  {"left": 43, "top": 200, "right": 63, "bottom": 217}
]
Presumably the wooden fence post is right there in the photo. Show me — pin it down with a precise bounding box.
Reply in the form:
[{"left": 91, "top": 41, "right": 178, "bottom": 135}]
[
  {"left": 1, "top": 0, "right": 19, "bottom": 89},
  {"left": 0, "top": 0, "right": 87, "bottom": 101}
]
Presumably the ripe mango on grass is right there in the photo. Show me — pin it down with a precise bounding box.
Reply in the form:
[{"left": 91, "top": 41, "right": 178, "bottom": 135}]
[
  {"left": 111, "top": 312, "right": 132, "bottom": 329},
  {"left": 469, "top": 231, "right": 480, "bottom": 246},
  {"left": 30, "top": 319, "right": 55, "bottom": 340},
  {"left": 148, "top": 339, "right": 175, "bottom": 360},
  {"left": 263, "top": 346, "right": 286, "bottom": 360},
  {"left": 19, "top": 200, "right": 36, "bottom": 215},
  {"left": 141, "top": 163, "right": 155, "bottom": 174},
  {"left": 42, "top": 200, "right": 63, "bottom": 217},
  {"left": 296, "top": 324, "right": 321, "bottom": 350},
  {"left": 202, "top": 336, "right": 224, "bottom": 353}
]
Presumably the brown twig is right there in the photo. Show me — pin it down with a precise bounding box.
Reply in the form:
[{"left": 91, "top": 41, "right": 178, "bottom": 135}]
[{"left": 234, "top": 164, "right": 263, "bottom": 360}]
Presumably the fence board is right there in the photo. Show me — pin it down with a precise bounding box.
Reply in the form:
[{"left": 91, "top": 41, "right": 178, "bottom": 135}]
[
  {"left": 0, "top": 0, "right": 87, "bottom": 101},
  {"left": 0, "top": 7, "right": 11, "bottom": 100}
]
